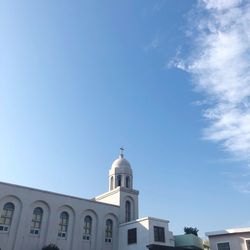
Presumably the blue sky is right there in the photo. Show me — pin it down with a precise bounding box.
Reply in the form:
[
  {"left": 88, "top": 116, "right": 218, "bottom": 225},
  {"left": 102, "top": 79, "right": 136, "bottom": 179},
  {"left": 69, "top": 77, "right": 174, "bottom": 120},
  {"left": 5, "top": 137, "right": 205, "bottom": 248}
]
[{"left": 1, "top": 0, "right": 250, "bottom": 237}]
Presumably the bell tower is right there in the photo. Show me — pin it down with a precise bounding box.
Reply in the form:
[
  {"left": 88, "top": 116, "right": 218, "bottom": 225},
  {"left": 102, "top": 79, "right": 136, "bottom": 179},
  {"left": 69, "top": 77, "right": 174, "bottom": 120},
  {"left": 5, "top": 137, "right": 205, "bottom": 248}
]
[{"left": 95, "top": 148, "right": 139, "bottom": 223}]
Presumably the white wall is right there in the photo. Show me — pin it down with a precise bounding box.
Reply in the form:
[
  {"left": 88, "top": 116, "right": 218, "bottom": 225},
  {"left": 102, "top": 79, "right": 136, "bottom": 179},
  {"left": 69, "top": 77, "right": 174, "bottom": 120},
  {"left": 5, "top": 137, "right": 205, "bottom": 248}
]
[
  {"left": 208, "top": 232, "right": 250, "bottom": 250},
  {"left": 118, "top": 217, "right": 174, "bottom": 250},
  {"left": 0, "top": 171, "right": 174, "bottom": 250},
  {"left": 95, "top": 188, "right": 121, "bottom": 206},
  {"left": 0, "top": 182, "right": 120, "bottom": 250},
  {"left": 148, "top": 218, "right": 174, "bottom": 247},
  {"left": 95, "top": 187, "right": 139, "bottom": 224}
]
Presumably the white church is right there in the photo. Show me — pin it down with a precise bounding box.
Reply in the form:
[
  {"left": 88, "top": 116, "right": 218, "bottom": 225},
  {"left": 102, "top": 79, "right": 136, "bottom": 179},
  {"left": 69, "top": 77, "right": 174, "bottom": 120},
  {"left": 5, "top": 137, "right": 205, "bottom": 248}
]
[{"left": 0, "top": 149, "right": 176, "bottom": 250}]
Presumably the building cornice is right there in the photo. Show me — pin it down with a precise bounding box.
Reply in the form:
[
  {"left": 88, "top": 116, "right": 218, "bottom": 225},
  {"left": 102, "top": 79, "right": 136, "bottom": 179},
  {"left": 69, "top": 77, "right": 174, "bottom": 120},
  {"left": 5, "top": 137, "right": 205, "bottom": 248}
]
[
  {"left": 0, "top": 181, "right": 119, "bottom": 208},
  {"left": 119, "top": 216, "right": 170, "bottom": 227},
  {"left": 206, "top": 227, "right": 250, "bottom": 236},
  {"left": 94, "top": 186, "right": 139, "bottom": 200}
]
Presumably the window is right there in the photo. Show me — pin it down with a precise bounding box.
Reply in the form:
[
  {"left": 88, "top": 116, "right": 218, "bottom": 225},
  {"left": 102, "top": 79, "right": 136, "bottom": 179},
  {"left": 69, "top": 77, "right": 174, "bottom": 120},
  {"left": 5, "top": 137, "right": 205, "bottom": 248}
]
[
  {"left": 217, "top": 242, "right": 230, "bottom": 250},
  {"left": 110, "top": 176, "right": 114, "bottom": 190},
  {"left": 154, "top": 226, "right": 165, "bottom": 242},
  {"left": 83, "top": 216, "right": 92, "bottom": 240},
  {"left": 0, "top": 202, "right": 15, "bottom": 232},
  {"left": 246, "top": 240, "right": 250, "bottom": 250},
  {"left": 126, "top": 176, "right": 130, "bottom": 188},
  {"left": 30, "top": 207, "right": 43, "bottom": 235},
  {"left": 128, "top": 228, "right": 137, "bottom": 244},
  {"left": 125, "top": 201, "right": 131, "bottom": 222},
  {"left": 105, "top": 219, "right": 113, "bottom": 243},
  {"left": 117, "top": 175, "right": 121, "bottom": 187},
  {"left": 58, "top": 212, "right": 69, "bottom": 239}
]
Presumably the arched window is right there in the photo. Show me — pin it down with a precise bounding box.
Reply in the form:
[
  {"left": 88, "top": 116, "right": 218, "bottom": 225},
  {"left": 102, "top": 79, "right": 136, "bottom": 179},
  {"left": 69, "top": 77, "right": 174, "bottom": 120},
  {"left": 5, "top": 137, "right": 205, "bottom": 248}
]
[
  {"left": 83, "top": 215, "right": 92, "bottom": 240},
  {"left": 105, "top": 219, "right": 113, "bottom": 243},
  {"left": 30, "top": 207, "right": 43, "bottom": 235},
  {"left": 58, "top": 211, "right": 69, "bottom": 239},
  {"left": 0, "top": 202, "right": 15, "bottom": 232},
  {"left": 117, "top": 175, "right": 122, "bottom": 187},
  {"left": 125, "top": 201, "right": 131, "bottom": 222},
  {"left": 110, "top": 176, "right": 114, "bottom": 190},
  {"left": 125, "top": 176, "right": 130, "bottom": 188}
]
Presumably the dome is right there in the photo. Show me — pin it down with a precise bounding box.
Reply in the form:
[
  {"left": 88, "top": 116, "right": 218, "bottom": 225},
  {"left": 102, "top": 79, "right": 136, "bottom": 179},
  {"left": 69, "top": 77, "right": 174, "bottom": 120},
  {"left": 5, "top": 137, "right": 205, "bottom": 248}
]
[{"left": 109, "top": 154, "right": 132, "bottom": 176}]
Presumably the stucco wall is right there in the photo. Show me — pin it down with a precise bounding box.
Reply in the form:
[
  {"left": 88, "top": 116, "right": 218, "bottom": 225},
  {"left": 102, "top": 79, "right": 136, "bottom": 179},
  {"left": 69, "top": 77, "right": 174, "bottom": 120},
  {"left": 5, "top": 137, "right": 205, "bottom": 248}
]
[
  {"left": 208, "top": 232, "right": 250, "bottom": 250},
  {"left": 95, "top": 187, "right": 139, "bottom": 224},
  {"left": 118, "top": 217, "right": 174, "bottom": 250},
  {"left": 0, "top": 181, "right": 120, "bottom": 250}
]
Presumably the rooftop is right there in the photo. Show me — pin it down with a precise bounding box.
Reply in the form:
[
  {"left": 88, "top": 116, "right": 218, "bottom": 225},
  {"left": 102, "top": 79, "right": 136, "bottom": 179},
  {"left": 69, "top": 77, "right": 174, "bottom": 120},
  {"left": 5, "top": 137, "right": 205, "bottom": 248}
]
[{"left": 206, "top": 227, "right": 250, "bottom": 236}]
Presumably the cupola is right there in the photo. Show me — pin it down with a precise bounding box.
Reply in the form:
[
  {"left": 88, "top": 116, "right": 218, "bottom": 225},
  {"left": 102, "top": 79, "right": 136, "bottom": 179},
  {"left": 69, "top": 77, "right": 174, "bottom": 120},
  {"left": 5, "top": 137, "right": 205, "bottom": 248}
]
[{"left": 109, "top": 148, "right": 133, "bottom": 191}]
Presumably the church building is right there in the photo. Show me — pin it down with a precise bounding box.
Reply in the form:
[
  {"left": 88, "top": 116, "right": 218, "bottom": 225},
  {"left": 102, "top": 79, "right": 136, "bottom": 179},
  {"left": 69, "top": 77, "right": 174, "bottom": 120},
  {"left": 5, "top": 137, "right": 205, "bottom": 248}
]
[{"left": 0, "top": 150, "right": 175, "bottom": 250}]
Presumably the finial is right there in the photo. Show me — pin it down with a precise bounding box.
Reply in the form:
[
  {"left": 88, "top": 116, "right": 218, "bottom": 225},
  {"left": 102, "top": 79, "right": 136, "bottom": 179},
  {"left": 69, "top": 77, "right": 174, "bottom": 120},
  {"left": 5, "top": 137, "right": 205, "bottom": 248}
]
[{"left": 119, "top": 146, "right": 124, "bottom": 158}]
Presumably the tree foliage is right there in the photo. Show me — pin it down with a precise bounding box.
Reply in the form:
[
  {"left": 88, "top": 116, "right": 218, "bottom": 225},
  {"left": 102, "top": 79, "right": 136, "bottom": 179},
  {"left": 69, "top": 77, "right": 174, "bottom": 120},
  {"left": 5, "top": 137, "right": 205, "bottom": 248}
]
[
  {"left": 184, "top": 226, "right": 199, "bottom": 236},
  {"left": 42, "top": 244, "right": 60, "bottom": 250}
]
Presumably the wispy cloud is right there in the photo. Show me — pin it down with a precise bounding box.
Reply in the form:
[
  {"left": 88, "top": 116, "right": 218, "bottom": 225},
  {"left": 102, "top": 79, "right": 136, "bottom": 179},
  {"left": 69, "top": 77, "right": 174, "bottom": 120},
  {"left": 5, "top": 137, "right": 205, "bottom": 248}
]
[
  {"left": 173, "top": 0, "right": 250, "bottom": 191},
  {"left": 234, "top": 181, "right": 250, "bottom": 194},
  {"left": 144, "top": 37, "right": 160, "bottom": 51},
  {"left": 153, "top": 0, "right": 166, "bottom": 13}
]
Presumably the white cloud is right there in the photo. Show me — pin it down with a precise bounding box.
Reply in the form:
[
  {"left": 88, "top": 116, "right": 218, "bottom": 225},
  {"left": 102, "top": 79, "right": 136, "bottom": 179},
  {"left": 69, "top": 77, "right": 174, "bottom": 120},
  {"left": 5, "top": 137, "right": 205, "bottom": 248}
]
[
  {"left": 202, "top": 0, "right": 243, "bottom": 10},
  {"left": 175, "top": 0, "right": 250, "bottom": 189}
]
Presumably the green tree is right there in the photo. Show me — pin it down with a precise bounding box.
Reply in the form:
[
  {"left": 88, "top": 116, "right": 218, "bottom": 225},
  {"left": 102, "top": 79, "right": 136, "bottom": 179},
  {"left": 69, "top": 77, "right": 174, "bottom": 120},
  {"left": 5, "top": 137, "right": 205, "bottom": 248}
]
[
  {"left": 184, "top": 227, "right": 199, "bottom": 236},
  {"left": 42, "top": 244, "right": 60, "bottom": 250}
]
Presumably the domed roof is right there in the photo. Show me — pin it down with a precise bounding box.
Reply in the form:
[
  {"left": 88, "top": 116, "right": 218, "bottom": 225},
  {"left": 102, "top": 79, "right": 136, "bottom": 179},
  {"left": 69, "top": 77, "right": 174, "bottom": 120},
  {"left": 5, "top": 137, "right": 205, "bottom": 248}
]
[{"left": 109, "top": 150, "right": 133, "bottom": 176}]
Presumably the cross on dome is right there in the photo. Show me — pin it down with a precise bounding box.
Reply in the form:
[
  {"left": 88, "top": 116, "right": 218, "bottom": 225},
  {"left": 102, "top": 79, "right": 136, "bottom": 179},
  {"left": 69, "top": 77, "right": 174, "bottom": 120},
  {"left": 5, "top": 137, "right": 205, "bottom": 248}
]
[{"left": 119, "top": 147, "right": 124, "bottom": 158}]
